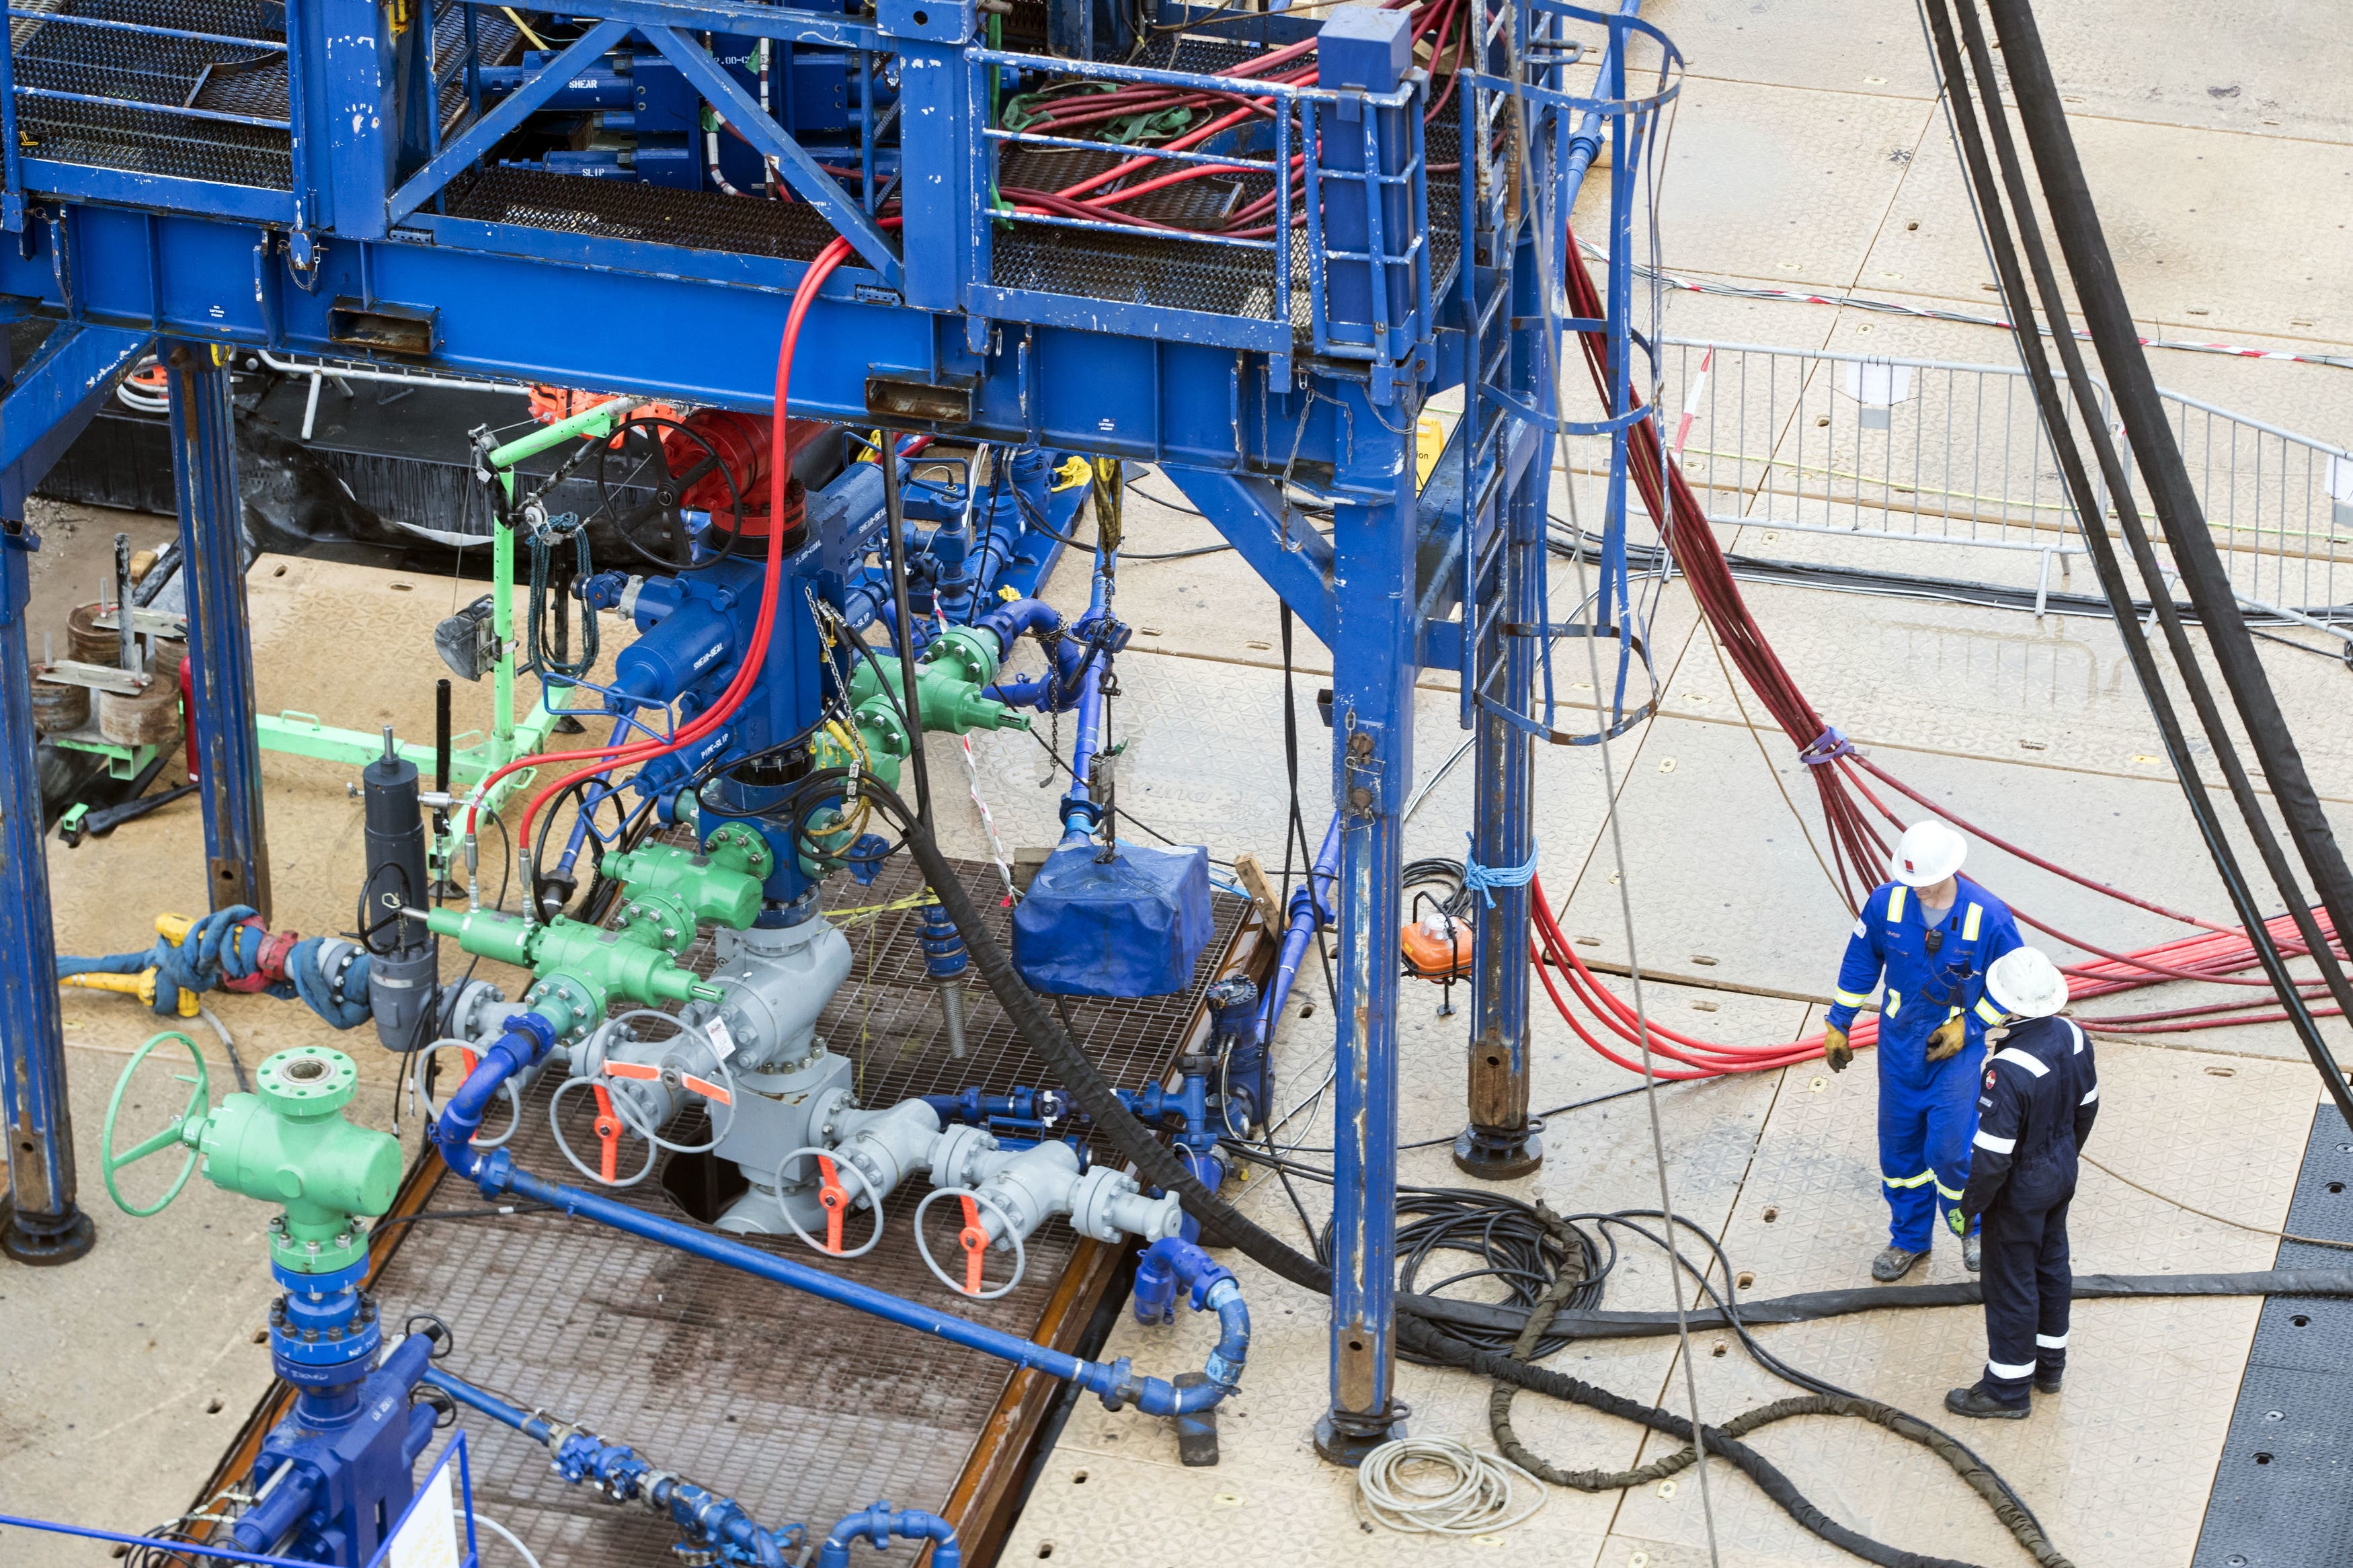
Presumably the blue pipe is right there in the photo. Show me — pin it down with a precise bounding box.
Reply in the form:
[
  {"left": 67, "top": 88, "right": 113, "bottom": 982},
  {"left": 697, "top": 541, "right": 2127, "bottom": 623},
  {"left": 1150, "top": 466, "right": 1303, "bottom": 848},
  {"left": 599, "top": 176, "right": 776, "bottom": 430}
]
[
  {"left": 1127, "top": 1239, "right": 1250, "bottom": 1396},
  {"left": 424, "top": 1368, "right": 797, "bottom": 1568},
  {"left": 815, "top": 1504, "right": 961, "bottom": 1568},
  {"left": 1259, "top": 811, "right": 1341, "bottom": 1038},
  {"left": 1058, "top": 550, "right": 1119, "bottom": 840},
  {"left": 437, "top": 1012, "right": 556, "bottom": 1150},
  {"left": 457, "top": 1146, "right": 1244, "bottom": 1416},
  {"left": 977, "top": 595, "right": 1088, "bottom": 710}
]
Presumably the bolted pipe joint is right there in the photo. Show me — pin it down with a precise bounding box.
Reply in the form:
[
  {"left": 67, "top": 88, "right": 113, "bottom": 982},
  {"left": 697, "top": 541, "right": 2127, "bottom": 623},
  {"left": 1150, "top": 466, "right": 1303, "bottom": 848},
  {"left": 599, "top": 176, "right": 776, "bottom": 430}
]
[{"left": 815, "top": 1502, "right": 961, "bottom": 1568}]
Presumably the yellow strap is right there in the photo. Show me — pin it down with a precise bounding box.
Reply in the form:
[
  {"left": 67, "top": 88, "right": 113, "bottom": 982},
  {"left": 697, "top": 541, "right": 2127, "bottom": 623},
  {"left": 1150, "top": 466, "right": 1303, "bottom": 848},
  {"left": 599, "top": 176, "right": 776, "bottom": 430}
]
[
  {"left": 1833, "top": 987, "right": 1873, "bottom": 1007},
  {"left": 1975, "top": 997, "right": 2006, "bottom": 1024},
  {"left": 1886, "top": 988, "right": 1901, "bottom": 1016},
  {"left": 1962, "top": 903, "right": 1983, "bottom": 941},
  {"left": 1050, "top": 455, "right": 1093, "bottom": 492},
  {"left": 1887, "top": 885, "right": 1907, "bottom": 921},
  {"left": 1882, "top": 1169, "right": 1936, "bottom": 1188}
]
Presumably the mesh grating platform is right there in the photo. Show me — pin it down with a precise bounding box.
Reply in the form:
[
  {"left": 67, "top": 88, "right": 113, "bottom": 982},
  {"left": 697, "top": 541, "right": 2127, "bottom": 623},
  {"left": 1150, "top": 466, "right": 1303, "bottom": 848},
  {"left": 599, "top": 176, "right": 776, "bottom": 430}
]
[
  {"left": 6, "top": 0, "right": 512, "bottom": 193},
  {"left": 371, "top": 855, "right": 1244, "bottom": 1563},
  {"left": 990, "top": 118, "right": 1463, "bottom": 337},
  {"left": 442, "top": 165, "right": 847, "bottom": 261}
]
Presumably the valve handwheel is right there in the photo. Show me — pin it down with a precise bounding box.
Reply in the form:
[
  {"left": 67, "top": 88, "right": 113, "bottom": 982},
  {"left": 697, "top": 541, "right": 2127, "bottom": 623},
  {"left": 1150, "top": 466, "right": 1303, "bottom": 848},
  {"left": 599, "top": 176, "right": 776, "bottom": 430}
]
[
  {"left": 102, "top": 1030, "right": 210, "bottom": 1216},
  {"left": 778, "top": 1145, "right": 883, "bottom": 1258},
  {"left": 914, "top": 1186, "right": 1027, "bottom": 1301}
]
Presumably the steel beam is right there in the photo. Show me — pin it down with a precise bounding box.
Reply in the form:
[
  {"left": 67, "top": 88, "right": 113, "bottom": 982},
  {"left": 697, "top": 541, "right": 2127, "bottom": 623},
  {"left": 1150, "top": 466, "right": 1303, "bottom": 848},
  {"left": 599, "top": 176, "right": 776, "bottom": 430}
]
[
  {"left": 0, "top": 325, "right": 153, "bottom": 490},
  {"left": 166, "top": 343, "right": 273, "bottom": 919},
  {"left": 0, "top": 331, "right": 93, "bottom": 1264},
  {"left": 1314, "top": 378, "right": 1417, "bottom": 1464}
]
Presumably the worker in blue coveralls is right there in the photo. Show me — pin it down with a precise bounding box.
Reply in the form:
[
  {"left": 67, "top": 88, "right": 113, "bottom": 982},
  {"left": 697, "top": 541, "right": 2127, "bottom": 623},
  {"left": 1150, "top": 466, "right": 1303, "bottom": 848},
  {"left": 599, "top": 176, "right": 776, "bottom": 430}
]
[
  {"left": 1822, "top": 819, "right": 2023, "bottom": 1282},
  {"left": 1945, "top": 945, "right": 2096, "bottom": 1420}
]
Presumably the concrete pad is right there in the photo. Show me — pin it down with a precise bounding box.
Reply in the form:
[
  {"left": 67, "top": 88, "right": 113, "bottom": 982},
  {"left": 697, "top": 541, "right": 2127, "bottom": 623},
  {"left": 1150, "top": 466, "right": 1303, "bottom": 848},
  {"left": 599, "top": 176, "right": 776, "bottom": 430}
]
[
  {"left": 1856, "top": 108, "right": 2353, "bottom": 349},
  {"left": 1591, "top": 77, "right": 1935, "bottom": 296}
]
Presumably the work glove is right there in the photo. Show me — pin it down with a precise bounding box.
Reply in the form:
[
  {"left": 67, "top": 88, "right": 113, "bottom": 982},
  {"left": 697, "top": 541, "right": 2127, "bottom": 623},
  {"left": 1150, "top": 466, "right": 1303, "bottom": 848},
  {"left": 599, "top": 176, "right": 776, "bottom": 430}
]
[
  {"left": 1924, "top": 1015, "right": 1966, "bottom": 1063},
  {"left": 1823, "top": 1026, "right": 1853, "bottom": 1073},
  {"left": 1948, "top": 1206, "right": 1968, "bottom": 1238}
]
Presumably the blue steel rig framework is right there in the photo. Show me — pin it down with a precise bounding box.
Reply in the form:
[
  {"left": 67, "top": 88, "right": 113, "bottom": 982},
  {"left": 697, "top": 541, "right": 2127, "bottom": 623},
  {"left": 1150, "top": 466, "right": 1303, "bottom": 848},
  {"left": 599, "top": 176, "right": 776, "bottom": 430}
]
[{"left": 0, "top": 0, "right": 1680, "bottom": 1514}]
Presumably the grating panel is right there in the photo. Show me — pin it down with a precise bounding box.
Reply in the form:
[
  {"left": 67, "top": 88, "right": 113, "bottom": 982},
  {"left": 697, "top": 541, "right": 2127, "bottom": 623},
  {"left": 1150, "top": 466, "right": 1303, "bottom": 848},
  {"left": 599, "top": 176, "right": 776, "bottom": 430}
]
[
  {"left": 990, "top": 118, "right": 1463, "bottom": 340},
  {"left": 442, "top": 165, "right": 846, "bottom": 260},
  {"left": 372, "top": 855, "right": 1243, "bottom": 1564},
  {"left": 2192, "top": 1105, "right": 2353, "bottom": 1567}
]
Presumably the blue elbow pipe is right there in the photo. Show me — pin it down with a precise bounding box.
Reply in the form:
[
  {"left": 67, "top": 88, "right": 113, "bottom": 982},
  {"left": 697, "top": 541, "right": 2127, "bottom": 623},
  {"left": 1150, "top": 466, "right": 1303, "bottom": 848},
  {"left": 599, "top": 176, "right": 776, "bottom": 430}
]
[
  {"left": 816, "top": 1504, "right": 961, "bottom": 1568},
  {"left": 1126, "top": 1239, "right": 1249, "bottom": 1409},
  {"left": 976, "top": 596, "right": 1089, "bottom": 711},
  {"left": 466, "top": 1150, "right": 1244, "bottom": 1415},
  {"left": 435, "top": 1012, "right": 557, "bottom": 1161}
]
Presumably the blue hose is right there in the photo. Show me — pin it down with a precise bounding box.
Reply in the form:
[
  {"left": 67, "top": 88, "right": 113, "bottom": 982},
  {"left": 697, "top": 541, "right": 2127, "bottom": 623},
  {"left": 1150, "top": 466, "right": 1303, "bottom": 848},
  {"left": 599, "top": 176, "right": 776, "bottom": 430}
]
[{"left": 55, "top": 905, "right": 370, "bottom": 1028}]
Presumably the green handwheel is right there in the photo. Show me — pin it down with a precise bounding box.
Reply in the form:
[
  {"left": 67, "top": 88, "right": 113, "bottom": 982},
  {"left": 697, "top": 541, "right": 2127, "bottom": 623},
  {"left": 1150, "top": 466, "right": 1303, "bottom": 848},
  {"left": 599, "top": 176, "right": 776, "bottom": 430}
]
[{"left": 102, "top": 1030, "right": 210, "bottom": 1216}]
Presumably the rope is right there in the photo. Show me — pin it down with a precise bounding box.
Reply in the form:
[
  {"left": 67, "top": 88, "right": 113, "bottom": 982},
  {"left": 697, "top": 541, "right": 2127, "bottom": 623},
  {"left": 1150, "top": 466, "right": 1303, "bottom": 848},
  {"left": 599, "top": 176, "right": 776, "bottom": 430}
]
[
  {"left": 2081, "top": 1152, "right": 2353, "bottom": 1252},
  {"left": 1354, "top": 1436, "right": 1548, "bottom": 1536},
  {"left": 1461, "top": 835, "right": 1539, "bottom": 908}
]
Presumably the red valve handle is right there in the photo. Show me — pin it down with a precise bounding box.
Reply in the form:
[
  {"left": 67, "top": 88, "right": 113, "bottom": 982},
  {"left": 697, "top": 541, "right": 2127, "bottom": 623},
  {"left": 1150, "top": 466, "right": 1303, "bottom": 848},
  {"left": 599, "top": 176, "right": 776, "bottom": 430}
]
[
  {"left": 816, "top": 1155, "right": 850, "bottom": 1254},
  {"left": 590, "top": 1083, "right": 622, "bottom": 1184},
  {"left": 459, "top": 1048, "right": 482, "bottom": 1144},
  {"left": 602, "top": 1060, "right": 660, "bottom": 1081},
  {"left": 957, "top": 1194, "right": 988, "bottom": 1296},
  {"left": 680, "top": 1073, "right": 733, "bottom": 1107}
]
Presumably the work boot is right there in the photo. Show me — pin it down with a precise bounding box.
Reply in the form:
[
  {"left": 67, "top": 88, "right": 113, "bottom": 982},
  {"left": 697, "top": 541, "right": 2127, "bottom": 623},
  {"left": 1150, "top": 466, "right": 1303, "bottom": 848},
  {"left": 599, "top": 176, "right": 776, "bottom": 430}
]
[
  {"left": 1945, "top": 1383, "right": 2030, "bottom": 1420},
  {"left": 1963, "top": 1231, "right": 1981, "bottom": 1272},
  {"left": 1871, "top": 1245, "right": 1926, "bottom": 1282},
  {"left": 2034, "top": 1370, "right": 2063, "bottom": 1395}
]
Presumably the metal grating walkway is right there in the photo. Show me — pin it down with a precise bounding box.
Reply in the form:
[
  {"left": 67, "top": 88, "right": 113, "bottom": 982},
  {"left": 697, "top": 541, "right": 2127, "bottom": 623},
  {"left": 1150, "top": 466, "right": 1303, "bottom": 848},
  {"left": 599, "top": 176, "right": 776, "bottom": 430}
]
[
  {"left": 5, "top": 0, "right": 512, "bottom": 192},
  {"left": 372, "top": 855, "right": 1244, "bottom": 1563}
]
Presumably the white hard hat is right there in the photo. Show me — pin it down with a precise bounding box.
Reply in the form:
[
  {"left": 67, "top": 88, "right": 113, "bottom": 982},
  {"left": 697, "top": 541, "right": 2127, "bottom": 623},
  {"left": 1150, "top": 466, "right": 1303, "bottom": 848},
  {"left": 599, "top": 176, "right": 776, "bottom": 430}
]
[
  {"left": 1986, "top": 946, "right": 2069, "bottom": 1019},
  {"left": 1888, "top": 820, "right": 1966, "bottom": 888}
]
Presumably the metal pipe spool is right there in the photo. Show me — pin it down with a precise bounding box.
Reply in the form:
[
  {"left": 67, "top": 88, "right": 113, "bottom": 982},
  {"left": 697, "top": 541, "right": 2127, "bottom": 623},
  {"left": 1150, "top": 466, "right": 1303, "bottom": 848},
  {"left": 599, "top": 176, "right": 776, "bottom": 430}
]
[
  {"left": 28, "top": 667, "right": 90, "bottom": 735},
  {"left": 97, "top": 679, "right": 182, "bottom": 746}
]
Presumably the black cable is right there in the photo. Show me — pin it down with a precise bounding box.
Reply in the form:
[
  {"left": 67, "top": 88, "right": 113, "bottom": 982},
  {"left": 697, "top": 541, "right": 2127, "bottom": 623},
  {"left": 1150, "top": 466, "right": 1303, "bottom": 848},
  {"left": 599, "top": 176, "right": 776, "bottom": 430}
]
[
  {"left": 838, "top": 770, "right": 2063, "bottom": 1568},
  {"left": 1311, "top": 1188, "right": 1605, "bottom": 1362},
  {"left": 879, "top": 450, "right": 936, "bottom": 829},
  {"left": 1979, "top": 0, "right": 2353, "bottom": 1007},
  {"left": 1924, "top": 0, "right": 2353, "bottom": 1130},
  {"left": 1278, "top": 604, "right": 1339, "bottom": 1005}
]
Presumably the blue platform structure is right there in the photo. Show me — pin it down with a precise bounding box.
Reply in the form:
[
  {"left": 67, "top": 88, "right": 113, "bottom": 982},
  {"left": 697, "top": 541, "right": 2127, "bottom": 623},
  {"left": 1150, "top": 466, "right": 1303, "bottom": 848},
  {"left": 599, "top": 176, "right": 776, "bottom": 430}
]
[{"left": 0, "top": 0, "right": 1678, "bottom": 1454}]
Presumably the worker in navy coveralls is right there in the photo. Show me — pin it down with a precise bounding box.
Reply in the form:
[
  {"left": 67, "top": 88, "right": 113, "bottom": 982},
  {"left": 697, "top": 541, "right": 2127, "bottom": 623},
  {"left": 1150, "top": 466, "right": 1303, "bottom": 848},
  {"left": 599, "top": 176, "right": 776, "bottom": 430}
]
[
  {"left": 1946, "top": 946, "right": 2098, "bottom": 1419},
  {"left": 1822, "top": 820, "right": 2023, "bottom": 1282}
]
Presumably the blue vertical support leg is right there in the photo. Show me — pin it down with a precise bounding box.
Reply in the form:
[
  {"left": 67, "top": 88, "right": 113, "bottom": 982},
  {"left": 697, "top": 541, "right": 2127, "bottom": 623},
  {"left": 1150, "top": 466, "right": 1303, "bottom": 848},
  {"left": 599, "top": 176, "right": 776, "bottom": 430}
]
[
  {"left": 1312, "top": 1, "right": 1421, "bottom": 1465},
  {"left": 1314, "top": 389, "right": 1419, "bottom": 1464},
  {"left": 167, "top": 342, "right": 274, "bottom": 920},
  {"left": 1458, "top": 415, "right": 1545, "bottom": 1179},
  {"left": 0, "top": 366, "right": 95, "bottom": 1264}
]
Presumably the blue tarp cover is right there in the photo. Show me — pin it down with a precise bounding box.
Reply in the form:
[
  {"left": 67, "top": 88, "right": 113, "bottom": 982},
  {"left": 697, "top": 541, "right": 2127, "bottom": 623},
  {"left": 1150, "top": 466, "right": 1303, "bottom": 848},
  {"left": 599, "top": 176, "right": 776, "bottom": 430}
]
[{"left": 1012, "top": 840, "right": 1213, "bottom": 997}]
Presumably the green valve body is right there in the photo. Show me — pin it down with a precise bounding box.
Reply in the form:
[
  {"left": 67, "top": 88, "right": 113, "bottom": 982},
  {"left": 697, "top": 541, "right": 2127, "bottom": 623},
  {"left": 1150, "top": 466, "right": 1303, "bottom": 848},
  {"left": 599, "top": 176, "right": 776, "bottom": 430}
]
[
  {"left": 188, "top": 1048, "right": 401, "bottom": 1275},
  {"left": 427, "top": 907, "right": 727, "bottom": 1040},
  {"left": 602, "top": 838, "right": 769, "bottom": 950}
]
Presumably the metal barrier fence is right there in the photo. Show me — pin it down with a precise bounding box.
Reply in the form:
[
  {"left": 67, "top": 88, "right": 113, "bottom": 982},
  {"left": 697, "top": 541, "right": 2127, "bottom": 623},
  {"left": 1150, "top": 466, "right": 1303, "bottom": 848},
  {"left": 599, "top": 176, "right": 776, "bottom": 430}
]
[{"left": 1626, "top": 337, "right": 2353, "bottom": 630}]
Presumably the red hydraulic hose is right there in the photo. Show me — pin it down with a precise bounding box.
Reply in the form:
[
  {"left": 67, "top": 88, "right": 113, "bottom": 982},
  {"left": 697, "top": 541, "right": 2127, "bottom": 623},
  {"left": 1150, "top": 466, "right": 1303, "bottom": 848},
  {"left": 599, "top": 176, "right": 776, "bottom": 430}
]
[{"left": 467, "top": 231, "right": 868, "bottom": 859}]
